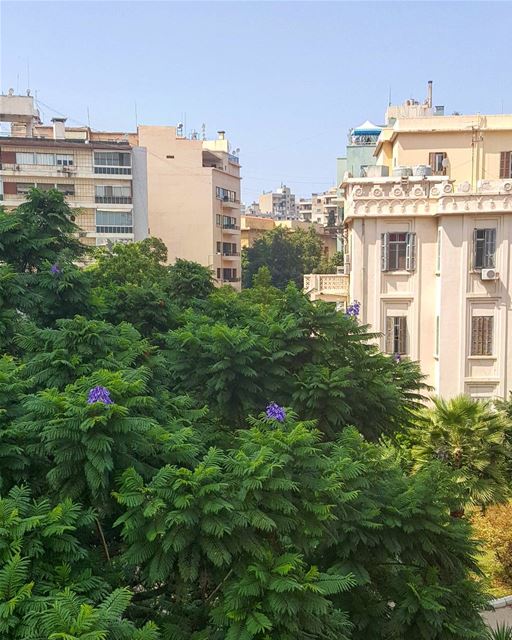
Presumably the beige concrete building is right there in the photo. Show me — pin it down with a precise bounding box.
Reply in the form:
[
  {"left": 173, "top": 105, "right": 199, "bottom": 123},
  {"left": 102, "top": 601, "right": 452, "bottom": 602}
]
[
  {"left": 341, "top": 97, "right": 512, "bottom": 399},
  {"left": 259, "top": 184, "right": 296, "bottom": 218},
  {"left": 297, "top": 197, "right": 313, "bottom": 221},
  {"left": 0, "top": 93, "right": 242, "bottom": 288},
  {"left": 241, "top": 215, "right": 337, "bottom": 258},
  {"left": 134, "top": 126, "right": 242, "bottom": 288},
  {"left": 0, "top": 93, "right": 148, "bottom": 248},
  {"left": 310, "top": 187, "right": 340, "bottom": 226},
  {"left": 241, "top": 214, "right": 274, "bottom": 249}
]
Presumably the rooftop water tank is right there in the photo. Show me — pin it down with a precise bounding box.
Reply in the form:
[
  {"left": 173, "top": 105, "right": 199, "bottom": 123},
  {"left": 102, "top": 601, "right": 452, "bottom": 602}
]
[
  {"left": 392, "top": 166, "right": 413, "bottom": 177},
  {"left": 413, "top": 165, "right": 433, "bottom": 177}
]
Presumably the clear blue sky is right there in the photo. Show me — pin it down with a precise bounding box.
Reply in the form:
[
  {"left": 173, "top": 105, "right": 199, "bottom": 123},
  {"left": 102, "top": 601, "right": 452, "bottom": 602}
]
[{"left": 2, "top": 1, "right": 512, "bottom": 199}]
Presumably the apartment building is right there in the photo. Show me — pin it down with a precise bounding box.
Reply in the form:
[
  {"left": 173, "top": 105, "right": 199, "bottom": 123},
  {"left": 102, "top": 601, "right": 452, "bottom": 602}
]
[
  {"left": 297, "top": 197, "right": 313, "bottom": 221},
  {"left": 0, "top": 93, "right": 148, "bottom": 248},
  {"left": 134, "top": 126, "right": 242, "bottom": 288},
  {"left": 342, "top": 88, "right": 512, "bottom": 399},
  {"left": 259, "top": 184, "right": 297, "bottom": 218},
  {"left": 0, "top": 93, "right": 242, "bottom": 288},
  {"left": 241, "top": 215, "right": 337, "bottom": 258}
]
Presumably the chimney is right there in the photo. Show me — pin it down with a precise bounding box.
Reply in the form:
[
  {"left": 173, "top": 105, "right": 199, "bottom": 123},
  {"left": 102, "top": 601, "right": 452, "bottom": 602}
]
[
  {"left": 51, "top": 117, "right": 67, "bottom": 140},
  {"left": 427, "top": 80, "right": 433, "bottom": 108},
  {"left": 217, "top": 130, "right": 225, "bottom": 140}
]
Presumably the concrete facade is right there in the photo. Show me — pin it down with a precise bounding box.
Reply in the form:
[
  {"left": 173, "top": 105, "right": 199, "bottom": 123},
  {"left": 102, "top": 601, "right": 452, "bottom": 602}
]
[
  {"left": 135, "top": 126, "right": 242, "bottom": 288},
  {"left": 343, "top": 108, "right": 512, "bottom": 399},
  {"left": 0, "top": 94, "right": 148, "bottom": 248},
  {"left": 0, "top": 94, "right": 242, "bottom": 288},
  {"left": 259, "top": 184, "right": 296, "bottom": 218}
]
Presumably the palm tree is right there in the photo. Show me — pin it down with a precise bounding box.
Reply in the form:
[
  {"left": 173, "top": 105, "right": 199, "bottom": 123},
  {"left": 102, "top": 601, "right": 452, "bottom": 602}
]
[
  {"left": 486, "top": 623, "right": 512, "bottom": 639},
  {"left": 410, "top": 395, "right": 512, "bottom": 510}
]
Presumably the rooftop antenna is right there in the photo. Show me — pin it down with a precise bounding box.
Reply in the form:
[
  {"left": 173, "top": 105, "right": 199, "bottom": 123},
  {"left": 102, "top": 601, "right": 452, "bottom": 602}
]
[
  {"left": 388, "top": 86, "right": 392, "bottom": 106},
  {"left": 202, "top": 123, "right": 206, "bottom": 140}
]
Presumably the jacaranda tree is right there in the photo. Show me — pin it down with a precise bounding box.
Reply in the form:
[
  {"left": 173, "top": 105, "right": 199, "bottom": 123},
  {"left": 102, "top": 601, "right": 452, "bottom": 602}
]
[{"left": 0, "top": 189, "right": 492, "bottom": 638}]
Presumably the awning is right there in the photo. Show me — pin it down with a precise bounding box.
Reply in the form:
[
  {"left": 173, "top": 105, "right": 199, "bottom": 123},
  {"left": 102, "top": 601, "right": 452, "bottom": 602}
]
[{"left": 352, "top": 119, "right": 382, "bottom": 135}]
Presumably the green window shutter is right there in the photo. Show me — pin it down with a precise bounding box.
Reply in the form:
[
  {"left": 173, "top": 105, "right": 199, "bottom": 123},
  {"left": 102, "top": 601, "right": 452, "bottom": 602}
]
[
  {"left": 499, "top": 151, "right": 511, "bottom": 179},
  {"left": 405, "top": 233, "right": 416, "bottom": 271},
  {"left": 398, "top": 317, "right": 407, "bottom": 354},
  {"left": 381, "top": 233, "right": 389, "bottom": 271},
  {"left": 484, "top": 228, "right": 496, "bottom": 268},
  {"left": 385, "top": 316, "right": 394, "bottom": 353}
]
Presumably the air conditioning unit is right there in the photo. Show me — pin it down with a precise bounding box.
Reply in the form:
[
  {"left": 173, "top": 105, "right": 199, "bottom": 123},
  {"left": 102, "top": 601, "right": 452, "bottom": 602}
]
[{"left": 481, "top": 268, "right": 498, "bottom": 281}]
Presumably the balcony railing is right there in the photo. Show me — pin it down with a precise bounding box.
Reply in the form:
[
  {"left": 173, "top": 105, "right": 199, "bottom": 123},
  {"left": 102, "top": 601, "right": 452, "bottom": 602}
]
[
  {"left": 228, "top": 153, "right": 240, "bottom": 165},
  {"left": 303, "top": 273, "right": 350, "bottom": 301},
  {"left": 221, "top": 277, "right": 241, "bottom": 283},
  {"left": 222, "top": 251, "right": 240, "bottom": 257},
  {"left": 95, "top": 196, "right": 132, "bottom": 204},
  {"left": 222, "top": 223, "right": 240, "bottom": 230},
  {"left": 94, "top": 166, "right": 131, "bottom": 175}
]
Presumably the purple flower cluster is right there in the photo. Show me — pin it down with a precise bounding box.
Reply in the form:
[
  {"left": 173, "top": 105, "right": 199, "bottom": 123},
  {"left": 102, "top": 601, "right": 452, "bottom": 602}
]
[
  {"left": 265, "top": 402, "right": 286, "bottom": 423},
  {"left": 345, "top": 300, "right": 361, "bottom": 317},
  {"left": 393, "top": 353, "right": 401, "bottom": 363},
  {"left": 87, "top": 386, "right": 113, "bottom": 405},
  {"left": 50, "top": 263, "right": 61, "bottom": 275}
]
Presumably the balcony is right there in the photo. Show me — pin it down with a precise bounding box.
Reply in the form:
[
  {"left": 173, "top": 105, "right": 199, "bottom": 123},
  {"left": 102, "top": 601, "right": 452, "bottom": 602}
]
[
  {"left": 303, "top": 273, "right": 349, "bottom": 304},
  {"left": 228, "top": 153, "right": 240, "bottom": 165},
  {"left": 221, "top": 276, "right": 241, "bottom": 283},
  {"left": 95, "top": 196, "right": 132, "bottom": 204},
  {"left": 220, "top": 196, "right": 239, "bottom": 209},
  {"left": 222, "top": 222, "right": 240, "bottom": 233},
  {"left": 222, "top": 251, "right": 240, "bottom": 259}
]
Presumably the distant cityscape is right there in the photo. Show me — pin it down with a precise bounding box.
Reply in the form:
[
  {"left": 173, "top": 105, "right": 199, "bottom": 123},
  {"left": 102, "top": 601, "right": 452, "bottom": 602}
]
[{"left": 2, "top": 79, "right": 512, "bottom": 401}]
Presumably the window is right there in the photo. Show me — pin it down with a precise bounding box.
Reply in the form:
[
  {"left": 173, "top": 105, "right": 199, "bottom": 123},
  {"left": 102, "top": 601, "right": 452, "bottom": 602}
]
[
  {"left": 56, "top": 184, "right": 75, "bottom": 196},
  {"left": 16, "top": 152, "right": 56, "bottom": 165},
  {"left": 94, "top": 152, "right": 131, "bottom": 174},
  {"left": 499, "top": 151, "right": 512, "bottom": 179},
  {"left": 221, "top": 268, "right": 238, "bottom": 282},
  {"left": 473, "top": 228, "right": 496, "bottom": 269},
  {"left": 222, "top": 242, "right": 237, "bottom": 255},
  {"left": 37, "top": 183, "right": 55, "bottom": 192},
  {"left": 216, "top": 214, "right": 222, "bottom": 226},
  {"left": 216, "top": 242, "right": 222, "bottom": 254},
  {"left": 381, "top": 232, "right": 416, "bottom": 271},
  {"left": 385, "top": 316, "right": 407, "bottom": 355},
  {"left": 216, "top": 186, "right": 237, "bottom": 202},
  {"left": 95, "top": 210, "right": 133, "bottom": 234},
  {"left": 95, "top": 185, "right": 132, "bottom": 203},
  {"left": 16, "top": 183, "right": 35, "bottom": 194},
  {"left": 222, "top": 215, "right": 237, "bottom": 229},
  {"left": 217, "top": 268, "right": 221, "bottom": 279},
  {"left": 56, "top": 154, "right": 74, "bottom": 166},
  {"left": 429, "top": 152, "right": 448, "bottom": 175},
  {"left": 471, "top": 316, "right": 493, "bottom": 356}
]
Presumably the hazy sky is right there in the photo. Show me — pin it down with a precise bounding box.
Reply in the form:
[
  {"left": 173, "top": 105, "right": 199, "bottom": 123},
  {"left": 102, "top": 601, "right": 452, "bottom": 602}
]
[{"left": 2, "top": 1, "right": 512, "bottom": 199}]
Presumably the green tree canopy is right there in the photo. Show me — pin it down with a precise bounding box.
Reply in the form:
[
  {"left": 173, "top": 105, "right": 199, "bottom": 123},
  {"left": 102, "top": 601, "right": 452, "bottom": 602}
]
[{"left": 0, "top": 189, "right": 493, "bottom": 639}]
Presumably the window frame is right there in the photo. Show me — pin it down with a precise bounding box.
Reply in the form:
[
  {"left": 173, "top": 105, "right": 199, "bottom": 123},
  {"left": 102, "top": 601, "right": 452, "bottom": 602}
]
[
  {"left": 473, "top": 228, "right": 496, "bottom": 270},
  {"left": 385, "top": 316, "right": 408, "bottom": 355},
  {"left": 381, "top": 232, "right": 416, "bottom": 272},
  {"left": 429, "top": 151, "right": 448, "bottom": 176},
  {"left": 470, "top": 315, "right": 494, "bottom": 356}
]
